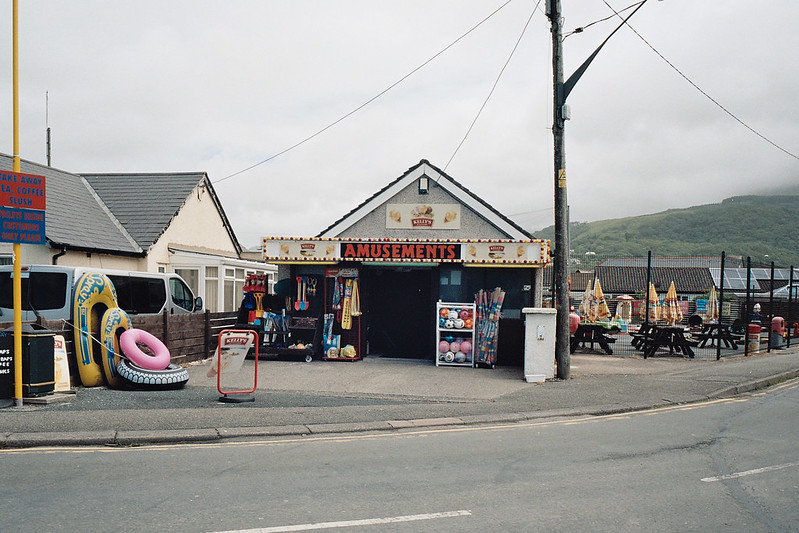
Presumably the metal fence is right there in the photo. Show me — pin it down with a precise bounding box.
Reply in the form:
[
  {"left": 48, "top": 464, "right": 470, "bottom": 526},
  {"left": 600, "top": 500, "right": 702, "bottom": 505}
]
[{"left": 544, "top": 251, "right": 799, "bottom": 360}]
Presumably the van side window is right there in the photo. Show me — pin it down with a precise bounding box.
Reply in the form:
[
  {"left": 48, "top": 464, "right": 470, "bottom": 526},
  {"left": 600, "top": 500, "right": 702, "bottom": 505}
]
[
  {"left": 170, "top": 278, "right": 194, "bottom": 311},
  {"left": 108, "top": 275, "right": 166, "bottom": 314},
  {"left": 0, "top": 272, "right": 68, "bottom": 311}
]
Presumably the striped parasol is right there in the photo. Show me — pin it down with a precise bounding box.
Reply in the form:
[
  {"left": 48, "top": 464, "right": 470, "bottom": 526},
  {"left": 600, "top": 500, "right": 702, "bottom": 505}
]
[
  {"left": 704, "top": 286, "right": 719, "bottom": 323},
  {"left": 662, "top": 281, "right": 683, "bottom": 325},
  {"left": 579, "top": 279, "right": 593, "bottom": 318},
  {"left": 641, "top": 282, "right": 660, "bottom": 322},
  {"left": 589, "top": 278, "right": 611, "bottom": 323}
]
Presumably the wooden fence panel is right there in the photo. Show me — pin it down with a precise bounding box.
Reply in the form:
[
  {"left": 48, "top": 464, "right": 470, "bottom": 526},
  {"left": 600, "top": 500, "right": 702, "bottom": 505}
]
[{"left": 0, "top": 311, "right": 238, "bottom": 367}]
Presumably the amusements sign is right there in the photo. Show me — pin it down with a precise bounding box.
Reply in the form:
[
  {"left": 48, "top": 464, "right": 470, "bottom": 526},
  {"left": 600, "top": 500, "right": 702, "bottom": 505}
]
[
  {"left": 263, "top": 237, "right": 551, "bottom": 266},
  {"left": 0, "top": 170, "right": 46, "bottom": 244}
]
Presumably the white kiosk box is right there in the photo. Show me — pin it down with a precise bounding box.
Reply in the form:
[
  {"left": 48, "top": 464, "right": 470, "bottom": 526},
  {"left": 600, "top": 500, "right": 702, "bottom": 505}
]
[{"left": 522, "top": 308, "right": 556, "bottom": 383}]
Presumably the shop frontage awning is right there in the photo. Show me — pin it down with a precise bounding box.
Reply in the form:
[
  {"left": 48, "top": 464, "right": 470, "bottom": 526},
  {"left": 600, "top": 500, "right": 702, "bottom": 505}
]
[{"left": 263, "top": 237, "right": 550, "bottom": 267}]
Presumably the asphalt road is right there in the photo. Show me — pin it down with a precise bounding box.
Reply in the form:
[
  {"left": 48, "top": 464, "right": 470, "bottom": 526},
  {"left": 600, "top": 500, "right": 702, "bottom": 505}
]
[{"left": 3, "top": 378, "right": 798, "bottom": 532}]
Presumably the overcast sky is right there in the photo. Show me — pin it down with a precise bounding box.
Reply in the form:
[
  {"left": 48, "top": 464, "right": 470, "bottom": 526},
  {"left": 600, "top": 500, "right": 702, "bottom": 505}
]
[{"left": 2, "top": 1, "right": 797, "bottom": 248}]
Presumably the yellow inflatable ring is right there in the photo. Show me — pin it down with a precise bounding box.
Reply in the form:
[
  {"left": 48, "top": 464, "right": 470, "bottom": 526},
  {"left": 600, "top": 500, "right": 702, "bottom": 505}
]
[
  {"left": 100, "top": 307, "right": 131, "bottom": 389},
  {"left": 73, "top": 272, "right": 119, "bottom": 387}
]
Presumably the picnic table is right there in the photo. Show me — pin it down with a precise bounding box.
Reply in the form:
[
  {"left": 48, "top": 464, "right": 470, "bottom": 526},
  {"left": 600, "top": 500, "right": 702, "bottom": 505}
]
[
  {"left": 570, "top": 323, "right": 618, "bottom": 355},
  {"left": 634, "top": 324, "right": 697, "bottom": 358},
  {"left": 694, "top": 323, "right": 738, "bottom": 350}
]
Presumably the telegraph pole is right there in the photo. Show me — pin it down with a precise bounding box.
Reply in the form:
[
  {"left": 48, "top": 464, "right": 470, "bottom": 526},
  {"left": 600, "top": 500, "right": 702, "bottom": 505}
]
[
  {"left": 548, "top": 0, "right": 570, "bottom": 379},
  {"left": 547, "top": 0, "right": 652, "bottom": 380}
]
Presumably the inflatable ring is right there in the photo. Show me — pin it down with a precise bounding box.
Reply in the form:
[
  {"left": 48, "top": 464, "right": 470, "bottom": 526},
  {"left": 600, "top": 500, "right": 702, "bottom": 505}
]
[
  {"left": 73, "top": 272, "right": 119, "bottom": 387},
  {"left": 116, "top": 359, "right": 189, "bottom": 389},
  {"left": 100, "top": 307, "right": 131, "bottom": 389},
  {"left": 120, "top": 328, "right": 170, "bottom": 370}
]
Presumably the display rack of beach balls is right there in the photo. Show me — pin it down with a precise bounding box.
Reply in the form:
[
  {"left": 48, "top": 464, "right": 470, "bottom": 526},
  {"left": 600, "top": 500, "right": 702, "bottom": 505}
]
[{"left": 436, "top": 301, "right": 476, "bottom": 367}]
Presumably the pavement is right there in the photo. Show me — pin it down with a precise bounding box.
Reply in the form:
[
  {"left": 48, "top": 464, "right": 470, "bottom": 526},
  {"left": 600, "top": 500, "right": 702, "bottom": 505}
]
[{"left": 3, "top": 346, "right": 799, "bottom": 449}]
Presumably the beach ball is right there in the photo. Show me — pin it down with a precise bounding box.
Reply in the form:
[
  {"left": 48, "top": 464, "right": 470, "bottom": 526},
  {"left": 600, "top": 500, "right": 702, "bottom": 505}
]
[
  {"left": 439, "top": 340, "right": 450, "bottom": 353},
  {"left": 449, "top": 341, "right": 460, "bottom": 353},
  {"left": 460, "top": 340, "right": 472, "bottom": 354}
]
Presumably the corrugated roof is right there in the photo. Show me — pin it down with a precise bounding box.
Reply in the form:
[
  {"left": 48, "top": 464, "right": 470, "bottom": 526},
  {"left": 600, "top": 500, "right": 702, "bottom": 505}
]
[
  {"left": 0, "top": 154, "right": 141, "bottom": 254},
  {"left": 547, "top": 265, "right": 717, "bottom": 295},
  {"left": 595, "top": 266, "right": 715, "bottom": 295},
  {"left": 82, "top": 172, "right": 205, "bottom": 250},
  {"left": 597, "top": 256, "right": 744, "bottom": 268}
]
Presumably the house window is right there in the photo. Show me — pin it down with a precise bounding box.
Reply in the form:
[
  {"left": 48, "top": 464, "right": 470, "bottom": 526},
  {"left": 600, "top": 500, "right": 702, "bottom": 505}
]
[
  {"left": 222, "top": 267, "right": 246, "bottom": 312},
  {"left": 205, "top": 266, "right": 219, "bottom": 312}
]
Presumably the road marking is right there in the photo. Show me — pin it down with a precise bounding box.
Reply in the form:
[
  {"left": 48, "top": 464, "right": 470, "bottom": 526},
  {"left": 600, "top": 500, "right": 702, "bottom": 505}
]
[
  {"left": 6, "top": 384, "right": 797, "bottom": 456},
  {"left": 701, "top": 462, "right": 799, "bottom": 482},
  {"left": 212, "top": 510, "right": 472, "bottom": 532}
]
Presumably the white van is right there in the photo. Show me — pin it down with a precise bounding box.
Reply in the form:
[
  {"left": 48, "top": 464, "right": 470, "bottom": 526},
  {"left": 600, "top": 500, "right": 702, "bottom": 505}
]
[{"left": 0, "top": 265, "right": 203, "bottom": 322}]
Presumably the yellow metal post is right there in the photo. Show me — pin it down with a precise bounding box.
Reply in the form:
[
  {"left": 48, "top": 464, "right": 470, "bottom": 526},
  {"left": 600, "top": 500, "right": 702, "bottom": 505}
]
[{"left": 12, "top": 0, "right": 23, "bottom": 406}]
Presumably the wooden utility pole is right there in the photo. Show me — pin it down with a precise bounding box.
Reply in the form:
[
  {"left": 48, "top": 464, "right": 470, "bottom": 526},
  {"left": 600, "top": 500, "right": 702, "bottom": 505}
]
[
  {"left": 548, "top": 0, "right": 570, "bottom": 379},
  {"left": 547, "top": 0, "right": 652, "bottom": 379}
]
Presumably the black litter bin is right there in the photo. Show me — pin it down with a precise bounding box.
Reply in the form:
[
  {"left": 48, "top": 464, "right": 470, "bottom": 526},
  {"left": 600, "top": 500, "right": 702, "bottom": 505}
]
[{"left": 1, "top": 324, "right": 56, "bottom": 397}]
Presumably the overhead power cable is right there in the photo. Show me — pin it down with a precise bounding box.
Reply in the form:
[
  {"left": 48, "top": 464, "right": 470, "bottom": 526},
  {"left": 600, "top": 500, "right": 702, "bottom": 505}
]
[
  {"left": 603, "top": 0, "right": 799, "bottom": 161},
  {"left": 443, "top": 0, "right": 540, "bottom": 172},
  {"left": 213, "top": 0, "right": 517, "bottom": 185},
  {"left": 563, "top": 1, "right": 642, "bottom": 40}
]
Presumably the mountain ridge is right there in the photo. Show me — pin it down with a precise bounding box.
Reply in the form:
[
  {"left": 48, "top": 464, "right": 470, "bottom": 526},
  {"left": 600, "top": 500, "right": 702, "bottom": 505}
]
[{"left": 534, "top": 195, "right": 799, "bottom": 267}]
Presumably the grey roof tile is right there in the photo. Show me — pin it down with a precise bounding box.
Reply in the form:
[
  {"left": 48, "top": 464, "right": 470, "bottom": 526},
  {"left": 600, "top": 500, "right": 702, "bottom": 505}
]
[{"left": 82, "top": 172, "right": 204, "bottom": 250}]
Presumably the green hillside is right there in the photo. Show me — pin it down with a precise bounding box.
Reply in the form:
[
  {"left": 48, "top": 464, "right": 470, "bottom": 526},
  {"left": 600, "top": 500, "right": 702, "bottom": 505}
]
[{"left": 535, "top": 195, "right": 799, "bottom": 267}]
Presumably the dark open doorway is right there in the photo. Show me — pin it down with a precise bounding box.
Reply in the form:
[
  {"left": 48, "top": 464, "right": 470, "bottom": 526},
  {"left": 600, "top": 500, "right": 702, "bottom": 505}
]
[{"left": 364, "top": 267, "right": 434, "bottom": 358}]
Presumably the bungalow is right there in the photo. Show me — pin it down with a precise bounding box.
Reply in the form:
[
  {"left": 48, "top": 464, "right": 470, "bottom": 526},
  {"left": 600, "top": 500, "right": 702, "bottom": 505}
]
[{"left": 0, "top": 153, "right": 274, "bottom": 311}]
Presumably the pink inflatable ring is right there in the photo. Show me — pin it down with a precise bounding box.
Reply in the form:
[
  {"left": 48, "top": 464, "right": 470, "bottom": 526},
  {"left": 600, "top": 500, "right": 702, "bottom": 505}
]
[{"left": 120, "top": 328, "right": 170, "bottom": 370}]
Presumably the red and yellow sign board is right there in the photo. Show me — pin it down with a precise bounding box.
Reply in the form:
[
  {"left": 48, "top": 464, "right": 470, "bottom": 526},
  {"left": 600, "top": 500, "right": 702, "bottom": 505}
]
[
  {"left": 1, "top": 170, "right": 46, "bottom": 244},
  {"left": 263, "top": 237, "right": 550, "bottom": 266}
]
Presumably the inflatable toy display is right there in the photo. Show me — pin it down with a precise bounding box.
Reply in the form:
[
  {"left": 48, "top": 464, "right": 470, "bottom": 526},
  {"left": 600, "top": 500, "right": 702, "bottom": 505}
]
[
  {"left": 73, "top": 272, "right": 119, "bottom": 387},
  {"left": 100, "top": 307, "right": 131, "bottom": 389},
  {"left": 119, "top": 328, "right": 171, "bottom": 370}
]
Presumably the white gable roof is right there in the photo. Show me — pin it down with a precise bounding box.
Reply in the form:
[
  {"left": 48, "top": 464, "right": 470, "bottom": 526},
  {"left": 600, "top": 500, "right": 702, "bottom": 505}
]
[{"left": 317, "top": 160, "right": 533, "bottom": 240}]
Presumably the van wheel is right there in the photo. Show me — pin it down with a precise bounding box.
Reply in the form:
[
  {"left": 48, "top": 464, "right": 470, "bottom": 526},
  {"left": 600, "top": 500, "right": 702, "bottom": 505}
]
[{"left": 116, "top": 359, "right": 189, "bottom": 389}]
